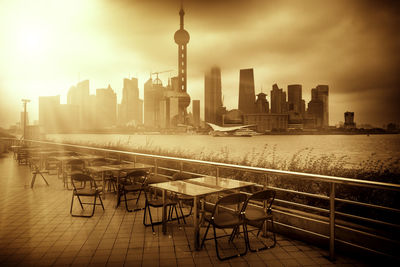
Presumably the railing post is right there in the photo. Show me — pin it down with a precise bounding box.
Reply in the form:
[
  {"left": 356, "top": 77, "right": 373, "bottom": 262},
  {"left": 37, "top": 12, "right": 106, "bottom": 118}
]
[
  {"left": 216, "top": 167, "right": 219, "bottom": 178},
  {"left": 154, "top": 159, "right": 158, "bottom": 175},
  {"left": 329, "top": 183, "right": 335, "bottom": 261}
]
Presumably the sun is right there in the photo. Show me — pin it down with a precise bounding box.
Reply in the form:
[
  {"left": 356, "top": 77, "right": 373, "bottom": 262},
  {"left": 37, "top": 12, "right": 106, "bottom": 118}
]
[{"left": 16, "top": 24, "right": 49, "bottom": 56}]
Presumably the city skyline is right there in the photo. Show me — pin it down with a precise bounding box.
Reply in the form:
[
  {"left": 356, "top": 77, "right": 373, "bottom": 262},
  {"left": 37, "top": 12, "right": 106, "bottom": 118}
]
[{"left": 1, "top": 0, "right": 399, "bottom": 127}]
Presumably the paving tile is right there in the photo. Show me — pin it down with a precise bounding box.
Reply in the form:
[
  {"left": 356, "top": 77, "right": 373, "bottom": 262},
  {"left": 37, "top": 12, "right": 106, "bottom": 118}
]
[{"left": 0, "top": 153, "right": 374, "bottom": 267}]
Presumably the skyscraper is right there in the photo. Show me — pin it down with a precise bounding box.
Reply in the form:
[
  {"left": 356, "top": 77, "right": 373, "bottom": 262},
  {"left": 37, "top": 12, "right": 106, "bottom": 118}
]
[
  {"left": 95, "top": 85, "right": 117, "bottom": 128},
  {"left": 307, "top": 88, "right": 324, "bottom": 128},
  {"left": 287, "top": 84, "right": 302, "bottom": 113},
  {"left": 316, "top": 85, "right": 329, "bottom": 127},
  {"left": 67, "top": 80, "right": 92, "bottom": 129},
  {"left": 144, "top": 78, "right": 164, "bottom": 128},
  {"left": 238, "top": 68, "right": 255, "bottom": 114},
  {"left": 270, "top": 83, "right": 287, "bottom": 114},
  {"left": 204, "top": 66, "right": 222, "bottom": 124},
  {"left": 344, "top": 111, "right": 356, "bottom": 128},
  {"left": 119, "top": 78, "right": 143, "bottom": 126},
  {"left": 255, "top": 93, "right": 269, "bottom": 113}
]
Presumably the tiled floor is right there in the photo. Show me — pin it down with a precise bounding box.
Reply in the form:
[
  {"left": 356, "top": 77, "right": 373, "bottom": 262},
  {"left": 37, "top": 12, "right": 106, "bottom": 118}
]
[{"left": 0, "top": 152, "right": 371, "bottom": 266}]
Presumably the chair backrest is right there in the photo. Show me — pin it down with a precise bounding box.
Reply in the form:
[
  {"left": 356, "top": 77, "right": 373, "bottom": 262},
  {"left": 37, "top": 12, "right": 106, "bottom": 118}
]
[
  {"left": 71, "top": 173, "right": 93, "bottom": 182},
  {"left": 171, "top": 172, "right": 192, "bottom": 181},
  {"left": 66, "top": 159, "right": 85, "bottom": 171},
  {"left": 246, "top": 189, "right": 276, "bottom": 211},
  {"left": 126, "top": 170, "right": 148, "bottom": 185},
  {"left": 212, "top": 193, "right": 248, "bottom": 216},
  {"left": 71, "top": 173, "right": 95, "bottom": 189}
]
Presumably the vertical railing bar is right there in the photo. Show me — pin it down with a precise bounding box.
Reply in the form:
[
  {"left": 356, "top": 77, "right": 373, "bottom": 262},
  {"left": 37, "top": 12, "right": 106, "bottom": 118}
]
[{"left": 329, "top": 183, "right": 335, "bottom": 261}]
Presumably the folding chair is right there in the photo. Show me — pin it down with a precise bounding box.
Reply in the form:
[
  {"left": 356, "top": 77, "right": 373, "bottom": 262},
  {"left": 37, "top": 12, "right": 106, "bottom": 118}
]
[
  {"left": 200, "top": 192, "right": 248, "bottom": 261},
  {"left": 118, "top": 170, "right": 149, "bottom": 212},
  {"left": 63, "top": 159, "right": 85, "bottom": 190},
  {"left": 70, "top": 173, "right": 104, "bottom": 217},
  {"left": 143, "top": 187, "right": 181, "bottom": 234},
  {"left": 244, "top": 189, "right": 276, "bottom": 251}
]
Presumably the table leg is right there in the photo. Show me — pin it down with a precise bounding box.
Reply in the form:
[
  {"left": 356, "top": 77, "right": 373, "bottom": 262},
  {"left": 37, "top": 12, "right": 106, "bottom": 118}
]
[
  {"left": 102, "top": 172, "right": 106, "bottom": 199},
  {"left": 193, "top": 196, "right": 199, "bottom": 250},
  {"left": 162, "top": 189, "right": 167, "bottom": 234},
  {"left": 116, "top": 171, "right": 120, "bottom": 208}
]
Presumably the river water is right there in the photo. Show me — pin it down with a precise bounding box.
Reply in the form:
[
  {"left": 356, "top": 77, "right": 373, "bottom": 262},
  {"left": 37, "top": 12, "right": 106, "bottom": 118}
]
[{"left": 46, "top": 134, "right": 400, "bottom": 167}]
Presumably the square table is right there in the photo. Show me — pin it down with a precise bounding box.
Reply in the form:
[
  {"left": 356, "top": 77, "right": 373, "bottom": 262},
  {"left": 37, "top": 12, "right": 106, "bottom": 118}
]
[
  {"left": 149, "top": 176, "right": 256, "bottom": 250},
  {"left": 86, "top": 163, "right": 153, "bottom": 202}
]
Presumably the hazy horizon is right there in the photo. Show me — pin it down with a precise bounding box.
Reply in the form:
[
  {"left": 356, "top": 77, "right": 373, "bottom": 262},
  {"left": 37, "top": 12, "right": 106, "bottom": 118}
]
[{"left": 1, "top": 0, "right": 399, "bottom": 128}]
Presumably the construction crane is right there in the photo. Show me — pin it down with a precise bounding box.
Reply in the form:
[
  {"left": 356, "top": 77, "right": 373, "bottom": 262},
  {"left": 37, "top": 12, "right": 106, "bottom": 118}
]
[
  {"left": 151, "top": 70, "right": 173, "bottom": 78},
  {"left": 151, "top": 70, "right": 174, "bottom": 85}
]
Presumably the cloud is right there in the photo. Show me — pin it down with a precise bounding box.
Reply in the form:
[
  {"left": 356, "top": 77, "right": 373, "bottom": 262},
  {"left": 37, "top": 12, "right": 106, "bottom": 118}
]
[{"left": 1, "top": 0, "right": 399, "bottom": 127}]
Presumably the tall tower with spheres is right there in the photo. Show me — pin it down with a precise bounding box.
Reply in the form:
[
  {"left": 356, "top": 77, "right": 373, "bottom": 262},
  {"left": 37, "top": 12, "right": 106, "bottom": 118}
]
[{"left": 173, "top": 4, "right": 191, "bottom": 124}]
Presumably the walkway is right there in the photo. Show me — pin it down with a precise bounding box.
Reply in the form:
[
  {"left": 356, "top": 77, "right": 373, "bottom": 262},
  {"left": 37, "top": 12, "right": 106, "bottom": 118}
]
[{"left": 0, "top": 152, "right": 370, "bottom": 266}]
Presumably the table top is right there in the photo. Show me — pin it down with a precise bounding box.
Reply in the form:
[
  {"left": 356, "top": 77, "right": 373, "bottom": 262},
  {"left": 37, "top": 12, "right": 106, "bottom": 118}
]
[
  {"left": 150, "top": 180, "right": 221, "bottom": 197},
  {"left": 105, "top": 163, "right": 153, "bottom": 171},
  {"left": 86, "top": 163, "right": 153, "bottom": 173},
  {"left": 52, "top": 156, "right": 79, "bottom": 162},
  {"left": 150, "top": 176, "right": 256, "bottom": 197},
  {"left": 76, "top": 155, "right": 103, "bottom": 161},
  {"left": 185, "top": 176, "right": 255, "bottom": 190},
  {"left": 30, "top": 150, "right": 65, "bottom": 155},
  {"left": 86, "top": 165, "right": 114, "bottom": 173}
]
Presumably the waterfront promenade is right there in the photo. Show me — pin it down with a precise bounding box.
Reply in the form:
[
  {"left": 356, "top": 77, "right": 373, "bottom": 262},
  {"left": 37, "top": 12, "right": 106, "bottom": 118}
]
[{"left": 0, "top": 151, "right": 371, "bottom": 266}]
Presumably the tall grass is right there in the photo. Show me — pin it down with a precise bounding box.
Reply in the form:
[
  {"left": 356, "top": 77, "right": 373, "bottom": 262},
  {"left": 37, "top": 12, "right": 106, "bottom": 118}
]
[
  {"left": 53, "top": 137, "right": 400, "bottom": 224},
  {"left": 62, "top": 138, "right": 400, "bottom": 184}
]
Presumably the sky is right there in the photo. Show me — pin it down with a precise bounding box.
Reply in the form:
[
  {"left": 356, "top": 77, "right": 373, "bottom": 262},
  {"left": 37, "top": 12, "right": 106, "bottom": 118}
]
[{"left": 0, "top": 0, "right": 399, "bottom": 128}]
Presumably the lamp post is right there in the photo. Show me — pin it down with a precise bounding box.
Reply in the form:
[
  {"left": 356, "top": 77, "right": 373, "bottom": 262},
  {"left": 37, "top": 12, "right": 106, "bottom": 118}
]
[{"left": 21, "top": 99, "right": 30, "bottom": 140}]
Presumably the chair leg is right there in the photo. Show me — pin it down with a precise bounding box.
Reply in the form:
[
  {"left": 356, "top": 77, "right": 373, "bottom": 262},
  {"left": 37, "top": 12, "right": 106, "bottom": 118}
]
[
  {"left": 90, "top": 195, "right": 96, "bottom": 217},
  {"left": 178, "top": 202, "right": 187, "bottom": 224},
  {"left": 98, "top": 194, "right": 105, "bottom": 210},
  {"left": 70, "top": 194, "right": 74, "bottom": 215},
  {"left": 76, "top": 195, "right": 84, "bottom": 209},
  {"left": 124, "top": 191, "right": 133, "bottom": 212},
  {"left": 143, "top": 201, "right": 155, "bottom": 233},
  {"left": 200, "top": 222, "right": 211, "bottom": 249},
  {"left": 247, "top": 219, "right": 276, "bottom": 252},
  {"left": 38, "top": 171, "right": 49, "bottom": 186},
  {"left": 174, "top": 205, "right": 181, "bottom": 224},
  {"left": 147, "top": 205, "right": 155, "bottom": 233},
  {"left": 136, "top": 190, "right": 142, "bottom": 205},
  {"left": 270, "top": 218, "right": 277, "bottom": 247},
  {"left": 213, "top": 224, "right": 248, "bottom": 261},
  {"left": 30, "top": 173, "right": 37, "bottom": 188}
]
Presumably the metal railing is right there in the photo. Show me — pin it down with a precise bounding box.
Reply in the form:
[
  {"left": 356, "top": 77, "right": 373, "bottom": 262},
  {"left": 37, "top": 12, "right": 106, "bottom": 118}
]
[{"left": 3, "top": 138, "right": 400, "bottom": 260}]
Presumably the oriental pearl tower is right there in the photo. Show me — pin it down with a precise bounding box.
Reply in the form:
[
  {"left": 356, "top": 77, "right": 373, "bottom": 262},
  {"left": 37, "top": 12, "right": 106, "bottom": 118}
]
[{"left": 174, "top": 4, "right": 191, "bottom": 124}]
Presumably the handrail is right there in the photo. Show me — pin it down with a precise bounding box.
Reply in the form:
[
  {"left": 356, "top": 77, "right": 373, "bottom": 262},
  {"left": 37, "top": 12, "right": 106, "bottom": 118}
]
[{"left": 22, "top": 139, "right": 400, "bottom": 192}]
